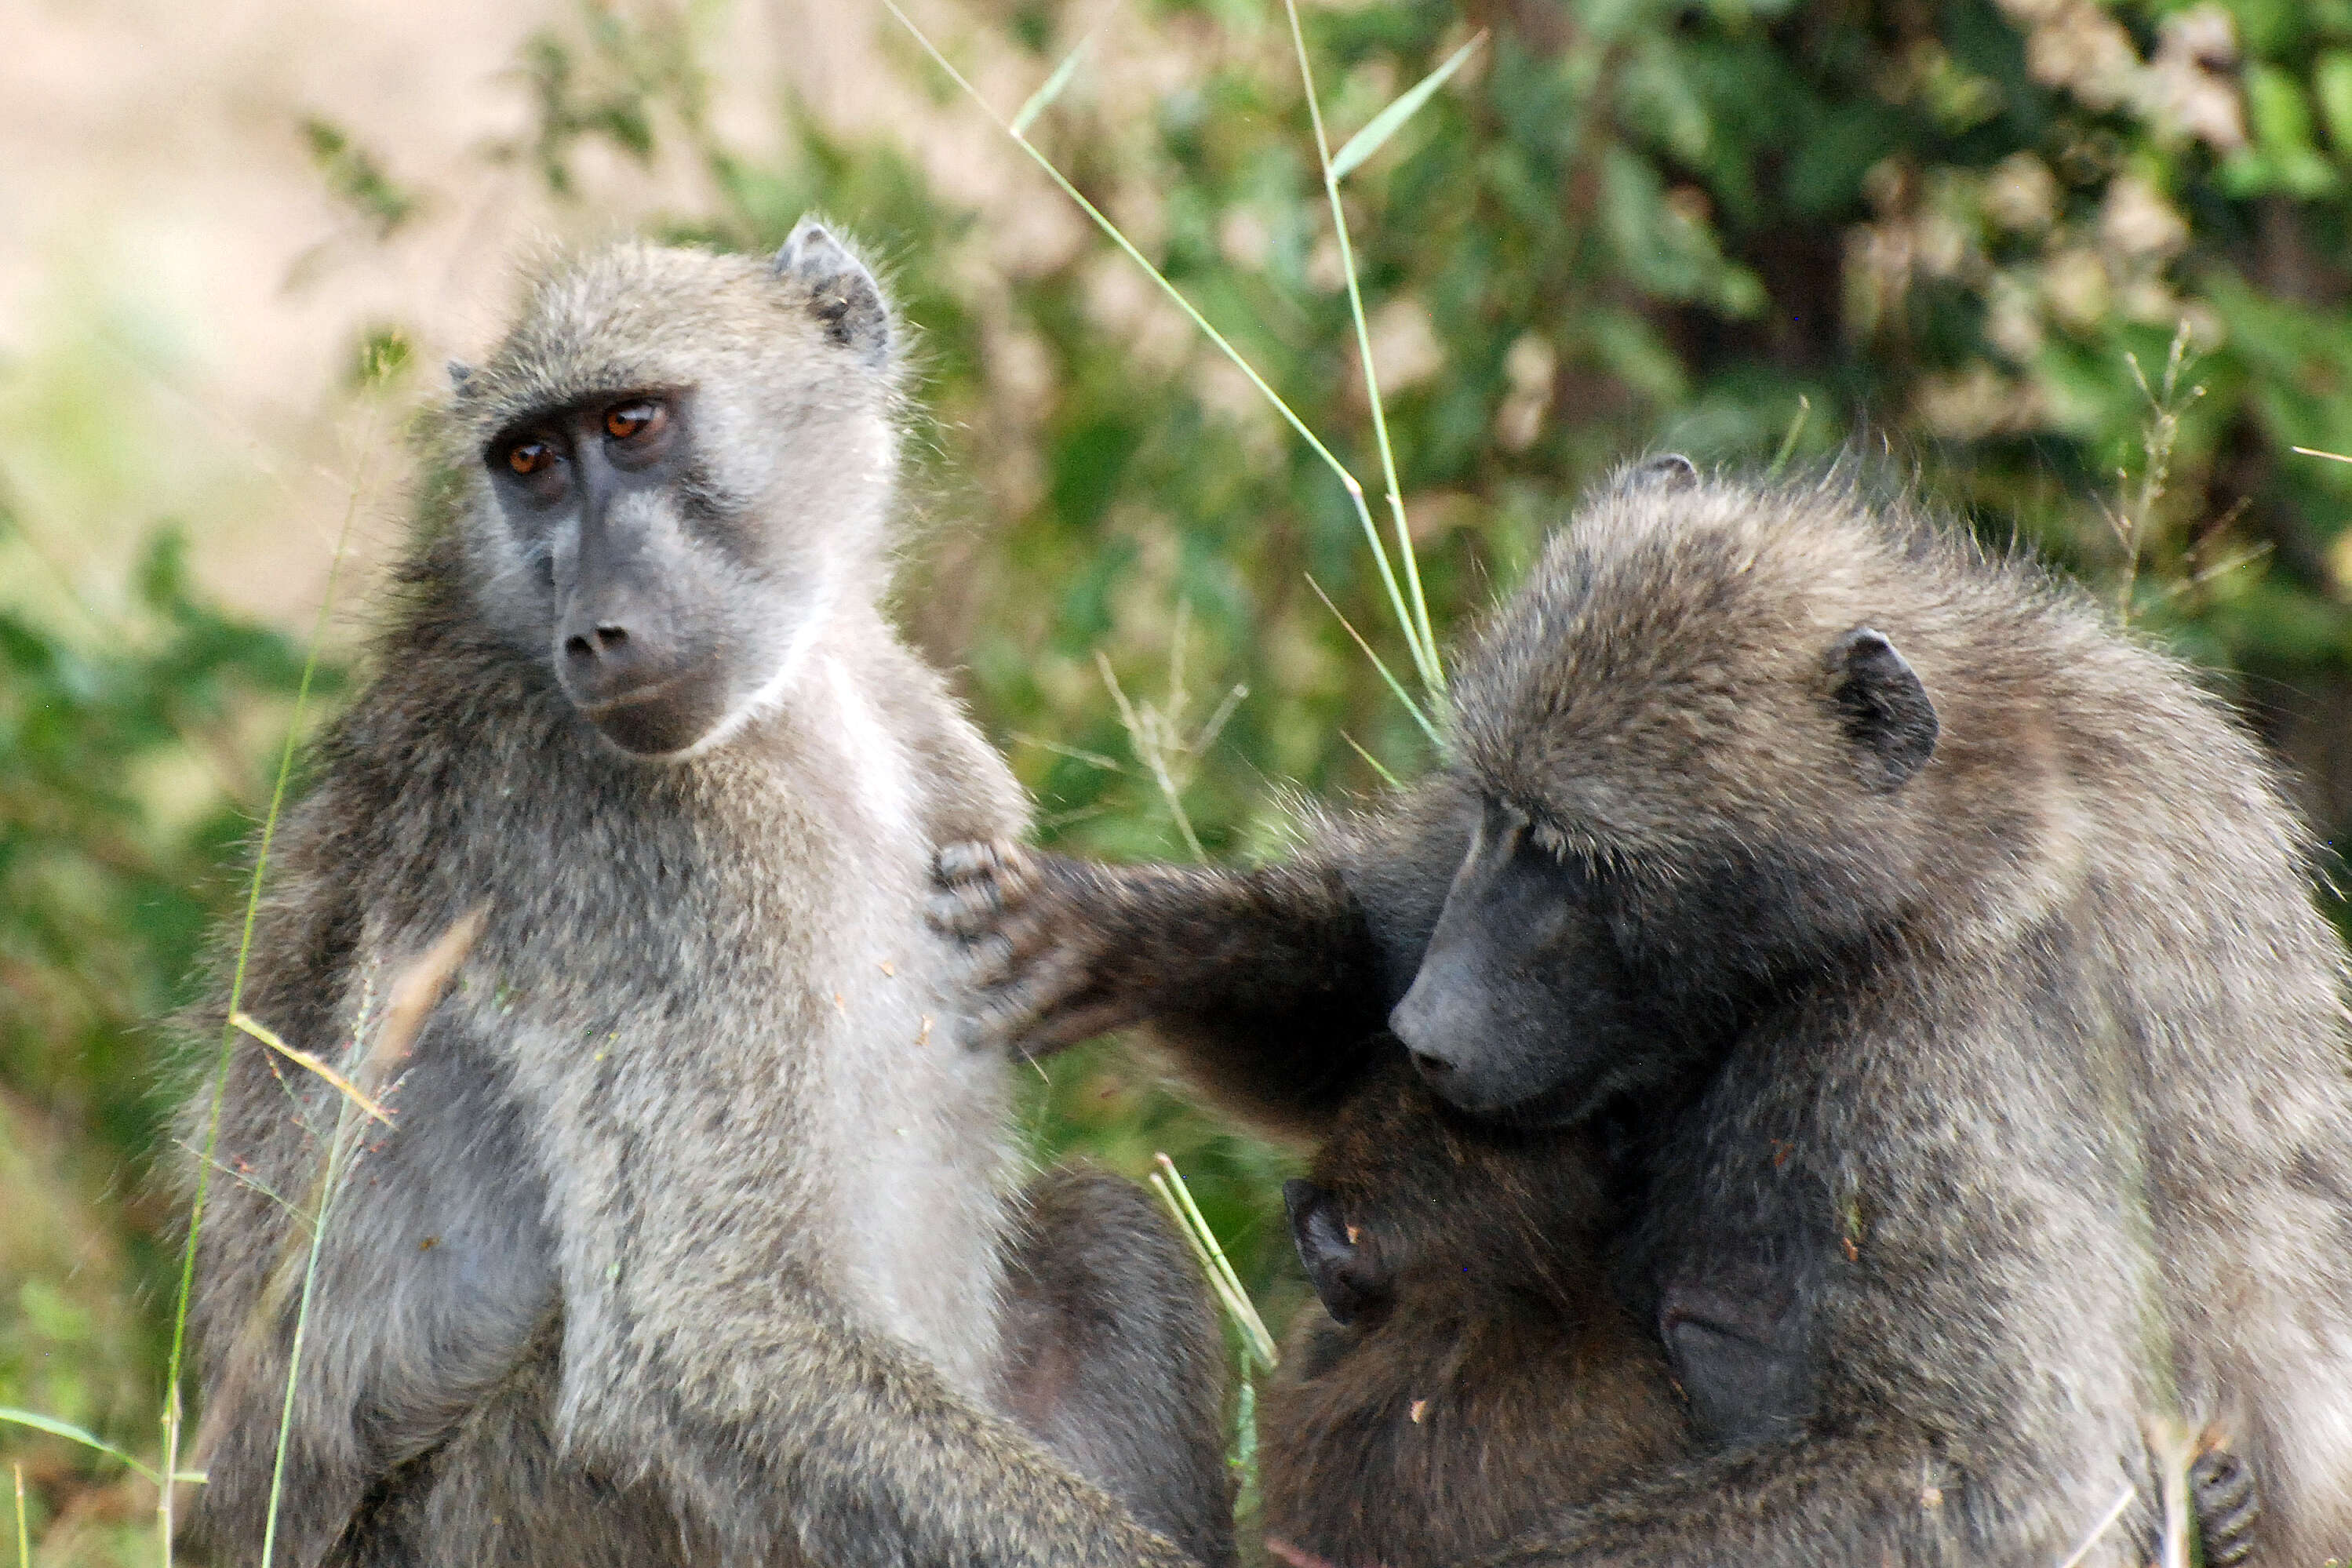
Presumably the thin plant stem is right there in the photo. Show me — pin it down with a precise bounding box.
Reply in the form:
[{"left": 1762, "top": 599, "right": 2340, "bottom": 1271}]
[
  {"left": 2055, "top": 1486, "right": 2137, "bottom": 1568},
  {"left": 1098, "top": 651, "right": 1207, "bottom": 860},
  {"left": 1280, "top": 0, "right": 1447, "bottom": 697},
  {"left": 1306, "top": 575, "right": 1440, "bottom": 746},
  {"left": 1151, "top": 1153, "right": 1276, "bottom": 1369},
  {"left": 260, "top": 976, "right": 379, "bottom": 1568},
  {"left": 877, "top": 0, "right": 1435, "bottom": 721},
  {"left": 162, "top": 394, "right": 377, "bottom": 1563},
  {"left": 1338, "top": 729, "right": 1402, "bottom": 789}
]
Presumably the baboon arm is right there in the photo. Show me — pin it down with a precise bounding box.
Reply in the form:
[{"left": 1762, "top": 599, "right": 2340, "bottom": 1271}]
[
  {"left": 188, "top": 1017, "right": 555, "bottom": 1566},
  {"left": 1472, "top": 1433, "right": 2115, "bottom": 1567},
  {"left": 932, "top": 780, "right": 1473, "bottom": 1138},
  {"left": 545, "top": 1256, "right": 1200, "bottom": 1567},
  {"left": 934, "top": 848, "right": 1395, "bottom": 1134}
]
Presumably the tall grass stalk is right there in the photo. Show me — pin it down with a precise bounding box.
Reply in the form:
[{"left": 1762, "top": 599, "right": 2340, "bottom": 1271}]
[
  {"left": 1280, "top": 1, "right": 1480, "bottom": 699},
  {"left": 2053, "top": 1485, "right": 2137, "bottom": 1568},
  {"left": 159, "top": 379, "right": 382, "bottom": 1564},
  {"left": 1147, "top": 1154, "right": 1277, "bottom": 1371},
  {"left": 2106, "top": 319, "right": 2201, "bottom": 621},
  {"left": 13, "top": 1464, "right": 25, "bottom": 1568},
  {"left": 878, "top": 0, "right": 1451, "bottom": 729},
  {"left": 257, "top": 977, "right": 376, "bottom": 1568}
]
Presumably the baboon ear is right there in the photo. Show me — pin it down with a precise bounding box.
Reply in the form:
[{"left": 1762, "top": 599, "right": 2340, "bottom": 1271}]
[
  {"left": 773, "top": 217, "right": 890, "bottom": 366},
  {"left": 1828, "top": 627, "right": 1938, "bottom": 791},
  {"left": 1284, "top": 1180, "right": 1382, "bottom": 1326},
  {"left": 446, "top": 360, "right": 475, "bottom": 395},
  {"left": 1629, "top": 453, "right": 1698, "bottom": 490}
]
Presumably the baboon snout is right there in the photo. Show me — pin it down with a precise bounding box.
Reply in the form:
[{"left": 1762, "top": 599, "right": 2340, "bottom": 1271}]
[
  {"left": 1389, "top": 977, "right": 1472, "bottom": 1086},
  {"left": 556, "top": 590, "right": 674, "bottom": 705},
  {"left": 554, "top": 592, "right": 730, "bottom": 757}
]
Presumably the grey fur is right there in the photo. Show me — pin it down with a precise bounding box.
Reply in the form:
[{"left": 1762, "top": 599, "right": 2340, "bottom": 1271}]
[
  {"left": 177, "top": 231, "right": 1229, "bottom": 1567},
  {"left": 933, "top": 464, "right": 2352, "bottom": 1565}
]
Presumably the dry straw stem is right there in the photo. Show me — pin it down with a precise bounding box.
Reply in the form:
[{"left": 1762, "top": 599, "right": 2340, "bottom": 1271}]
[
  {"left": 228, "top": 1013, "right": 394, "bottom": 1126},
  {"left": 258, "top": 909, "right": 487, "bottom": 1568},
  {"left": 878, "top": 0, "right": 1451, "bottom": 725},
  {"left": 1148, "top": 1153, "right": 1279, "bottom": 1370},
  {"left": 13, "top": 1464, "right": 24, "bottom": 1568},
  {"left": 2106, "top": 318, "right": 2203, "bottom": 620},
  {"left": 2053, "top": 1484, "right": 2138, "bottom": 1568}
]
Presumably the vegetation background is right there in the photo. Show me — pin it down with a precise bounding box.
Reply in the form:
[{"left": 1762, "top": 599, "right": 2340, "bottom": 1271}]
[{"left": 5, "top": 0, "right": 2351, "bottom": 1555}]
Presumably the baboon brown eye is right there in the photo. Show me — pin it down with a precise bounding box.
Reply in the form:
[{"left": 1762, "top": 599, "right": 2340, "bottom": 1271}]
[
  {"left": 507, "top": 440, "right": 555, "bottom": 476},
  {"left": 605, "top": 401, "right": 664, "bottom": 442}
]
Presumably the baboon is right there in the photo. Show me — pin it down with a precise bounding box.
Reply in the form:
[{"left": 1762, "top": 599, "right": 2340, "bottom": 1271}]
[
  {"left": 933, "top": 460, "right": 2349, "bottom": 1564},
  {"left": 1259, "top": 1064, "right": 2257, "bottom": 1568},
  {"left": 178, "top": 224, "right": 1233, "bottom": 1568},
  {"left": 1258, "top": 1061, "right": 1689, "bottom": 1568}
]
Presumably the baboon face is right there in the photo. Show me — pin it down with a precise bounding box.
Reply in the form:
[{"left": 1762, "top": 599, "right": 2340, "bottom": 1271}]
[
  {"left": 451, "top": 224, "right": 897, "bottom": 758},
  {"left": 1391, "top": 473, "right": 1944, "bottom": 1122}
]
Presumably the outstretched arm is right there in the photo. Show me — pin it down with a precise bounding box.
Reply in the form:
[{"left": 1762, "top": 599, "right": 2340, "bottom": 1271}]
[
  {"left": 929, "top": 842, "right": 1390, "bottom": 1134},
  {"left": 930, "top": 783, "right": 1472, "bottom": 1137}
]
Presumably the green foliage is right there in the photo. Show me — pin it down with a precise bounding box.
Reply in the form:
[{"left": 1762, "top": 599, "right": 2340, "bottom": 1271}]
[{"left": 1, "top": 505, "right": 327, "bottom": 1501}]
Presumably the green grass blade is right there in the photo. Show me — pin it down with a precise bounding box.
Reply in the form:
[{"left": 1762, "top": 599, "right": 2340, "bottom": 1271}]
[
  {"left": 1283, "top": 1, "right": 1462, "bottom": 697},
  {"left": 1338, "top": 730, "right": 1402, "bottom": 790},
  {"left": 1768, "top": 393, "right": 1811, "bottom": 477},
  {"left": 1306, "top": 576, "right": 1440, "bottom": 747},
  {"left": 163, "top": 391, "right": 377, "bottom": 1563},
  {"left": 1149, "top": 1155, "right": 1277, "bottom": 1369},
  {"left": 1328, "top": 33, "right": 1484, "bottom": 182},
  {"left": 0, "top": 1408, "right": 162, "bottom": 1486},
  {"left": 1010, "top": 35, "right": 1090, "bottom": 139},
  {"left": 879, "top": 0, "right": 1447, "bottom": 706}
]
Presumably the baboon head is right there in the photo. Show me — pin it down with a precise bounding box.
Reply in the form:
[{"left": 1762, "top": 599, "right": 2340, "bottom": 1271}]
[
  {"left": 1283, "top": 1066, "right": 1612, "bottom": 1331},
  {"left": 445, "top": 220, "right": 898, "bottom": 758},
  {"left": 1390, "top": 462, "right": 2006, "bottom": 1123}
]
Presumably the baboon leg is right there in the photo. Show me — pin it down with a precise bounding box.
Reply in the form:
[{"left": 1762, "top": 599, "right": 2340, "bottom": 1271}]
[{"left": 1000, "top": 1165, "right": 1239, "bottom": 1568}]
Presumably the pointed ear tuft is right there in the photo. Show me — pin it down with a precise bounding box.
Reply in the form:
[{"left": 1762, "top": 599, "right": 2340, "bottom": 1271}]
[
  {"left": 773, "top": 216, "right": 890, "bottom": 366},
  {"left": 446, "top": 360, "right": 475, "bottom": 395},
  {"left": 1829, "top": 627, "right": 1938, "bottom": 791},
  {"left": 1629, "top": 453, "right": 1698, "bottom": 491}
]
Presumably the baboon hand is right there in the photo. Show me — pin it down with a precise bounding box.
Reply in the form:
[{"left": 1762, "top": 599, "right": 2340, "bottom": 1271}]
[
  {"left": 930, "top": 841, "right": 1150, "bottom": 1059},
  {"left": 2190, "top": 1439, "right": 2258, "bottom": 1567}
]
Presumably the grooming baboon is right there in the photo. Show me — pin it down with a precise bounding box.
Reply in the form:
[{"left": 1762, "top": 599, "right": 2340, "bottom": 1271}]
[
  {"left": 1259, "top": 1061, "right": 1690, "bottom": 1568},
  {"left": 178, "top": 224, "right": 1233, "bottom": 1568},
  {"left": 934, "top": 460, "right": 2350, "bottom": 1564}
]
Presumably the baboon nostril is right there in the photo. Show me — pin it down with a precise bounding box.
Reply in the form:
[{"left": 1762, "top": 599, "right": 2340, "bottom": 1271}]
[
  {"left": 595, "top": 626, "right": 628, "bottom": 650},
  {"left": 1411, "top": 1052, "right": 1455, "bottom": 1079},
  {"left": 564, "top": 634, "right": 594, "bottom": 660}
]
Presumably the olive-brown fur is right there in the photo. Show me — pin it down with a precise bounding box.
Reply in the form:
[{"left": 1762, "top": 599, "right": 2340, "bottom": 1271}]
[
  {"left": 934, "top": 464, "right": 2352, "bottom": 1565},
  {"left": 1260, "top": 1065, "right": 1688, "bottom": 1568}
]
